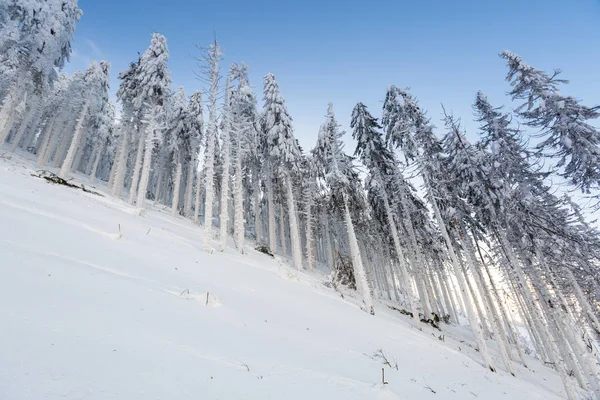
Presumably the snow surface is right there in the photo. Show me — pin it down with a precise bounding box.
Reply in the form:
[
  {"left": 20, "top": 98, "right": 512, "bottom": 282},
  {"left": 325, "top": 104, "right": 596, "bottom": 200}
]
[{"left": 0, "top": 153, "right": 567, "bottom": 399}]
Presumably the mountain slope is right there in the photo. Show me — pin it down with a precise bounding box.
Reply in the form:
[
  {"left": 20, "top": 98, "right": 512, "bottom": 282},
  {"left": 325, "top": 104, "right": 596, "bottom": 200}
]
[{"left": 0, "top": 155, "right": 566, "bottom": 400}]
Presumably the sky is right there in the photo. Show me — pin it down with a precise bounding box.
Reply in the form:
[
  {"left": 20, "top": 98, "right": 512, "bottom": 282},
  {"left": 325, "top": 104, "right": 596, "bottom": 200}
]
[{"left": 66, "top": 0, "right": 600, "bottom": 151}]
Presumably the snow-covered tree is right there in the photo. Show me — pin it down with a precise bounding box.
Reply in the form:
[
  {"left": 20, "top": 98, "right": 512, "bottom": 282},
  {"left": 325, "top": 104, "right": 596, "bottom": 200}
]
[
  {"left": 0, "top": 0, "right": 82, "bottom": 146},
  {"left": 165, "top": 87, "right": 189, "bottom": 216},
  {"left": 187, "top": 91, "right": 204, "bottom": 223},
  {"left": 501, "top": 51, "right": 600, "bottom": 196},
  {"left": 133, "top": 33, "right": 171, "bottom": 207},
  {"left": 263, "top": 73, "right": 303, "bottom": 269},
  {"left": 59, "top": 61, "right": 110, "bottom": 179},
  {"left": 314, "top": 103, "right": 374, "bottom": 314},
  {"left": 200, "top": 39, "right": 223, "bottom": 251}
]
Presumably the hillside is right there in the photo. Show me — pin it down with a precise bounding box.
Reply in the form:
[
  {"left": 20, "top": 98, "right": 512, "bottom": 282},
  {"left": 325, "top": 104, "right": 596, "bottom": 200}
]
[{"left": 0, "top": 153, "right": 567, "bottom": 400}]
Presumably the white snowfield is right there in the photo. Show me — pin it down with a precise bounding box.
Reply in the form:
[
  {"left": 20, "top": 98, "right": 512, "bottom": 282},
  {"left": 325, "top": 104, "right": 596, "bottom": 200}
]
[{"left": 0, "top": 155, "right": 566, "bottom": 400}]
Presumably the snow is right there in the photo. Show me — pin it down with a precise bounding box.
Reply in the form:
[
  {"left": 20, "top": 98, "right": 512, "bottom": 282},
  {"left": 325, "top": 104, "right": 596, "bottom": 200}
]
[{"left": 0, "top": 153, "right": 568, "bottom": 400}]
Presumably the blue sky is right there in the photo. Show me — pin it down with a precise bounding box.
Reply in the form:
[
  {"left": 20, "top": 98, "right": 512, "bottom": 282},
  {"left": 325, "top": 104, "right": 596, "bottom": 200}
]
[{"left": 67, "top": 0, "right": 600, "bottom": 150}]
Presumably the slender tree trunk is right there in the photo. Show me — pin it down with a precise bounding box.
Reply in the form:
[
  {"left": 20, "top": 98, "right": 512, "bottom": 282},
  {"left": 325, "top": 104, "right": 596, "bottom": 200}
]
[
  {"left": 136, "top": 122, "right": 156, "bottom": 208},
  {"left": 36, "top": 119, "right": 56, "bottom": 167},
  {"left": 253, "top": 170, "right": 262, "bottom": 242},
  {"left": 285, "top": 173, "right": 302, "bottom": 269},
  {"left": 129, "top": 129, "right": 146, "bottom": 204},
  {"left": 219, "top": 135, "right": 231, "bottom": 251},
  {"left": 0, "top": 78, "right": 23, "bottom": 145},
  {"left": 377, "top": 173, "right": 419, "bottom": 320},
  {"left": 89, "top": 144, "right": 103, "bottom": 184},
  {"left": 266, "top": 172, "right": 277, "bottom": 252},
  {"left": 184, "top": 161, "right": 195, "bottom": 218},
  {"left": 423, "top": 172, "right": 494, "bottom": 371},
  {"left": 278, "top": 202, "right": 287, "bottom": 256},
  {"left": 203, "top": 129, "right": 216, "bottom": 251},
  {"left": 342, "top": 196, "right": 374, "bottom": 314},
  {"left": 111, "top": 128, "right": 130, "bottom": 198},
  {"left": 233, "top": 151, "right": 245, "bottom": 253},
  {"left": 10, "top": 100, "right": 38, "bottom": 152},
  {"left": 305, "top": 188, "right": 315, "bottom": 270},
  {"left": 194, "top": 168, "right": 202, "bottom": 224},
  {"left": 171, "top": 158, "right": 183, "bottom": 217},
  {"left": 461, "top": 225, "right": 514, "bottom": 375},
  {"left": 59, "top": 103, "right": 88, "bottom": 180}
]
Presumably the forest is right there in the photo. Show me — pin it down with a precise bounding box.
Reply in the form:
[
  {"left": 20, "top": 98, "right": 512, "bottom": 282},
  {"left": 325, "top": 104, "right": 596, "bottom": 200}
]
[{"left": 1, "top": 2, "right": 600, "bottom": 400}]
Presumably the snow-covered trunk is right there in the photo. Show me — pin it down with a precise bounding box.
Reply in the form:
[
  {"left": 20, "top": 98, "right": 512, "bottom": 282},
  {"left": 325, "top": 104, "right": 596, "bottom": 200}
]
[
  {"left": 461, "top": 226, "right": 514, "bottom": 375},
  {"left": 218, "top": 131, "right": 231, "bottom": 251},
  {"left": 494, "top": 229, "right": 579, "bottom": 400},
  {"left": 53, "top": 127, "right": 75, "bottom": 168},
  {"left": 423, "top": 173, "right": 494, "bottom": 371},
  {"left": 89, "top": 144, "right": 103, "bottom": 184},
  {"left": 535, "top": 251, "right": 599, "bottom": 396},
  {"left": 10, "top": 100, "right": 39, "bottom": 152},
  {"left": 129, "top": 129, "right": 146, "bottom": 204},
  {"left": 378, "top": 175, "right": 418, "bottom": 319},
  {"left": 342, "top": 194, "right": 374, "bottom": 315},
  {"left": 71, "top": 139, "right": 85, "bottom": 173},
  {"left": 233, "top": 148, "right": 245, "bottom": 253},
  {"left": 474, "top": 239, "right": 527, "bottom": 367},
  {"left": 59, "top": 103, "right": 88, "bottom": 180},
  {"left": 203, "top": 131, "right": 216, "bottom": 250},
  {"left": 171, "top": 158, "right": 183, "bottom": 217},
  {"left": 136, "top": 122, "right": 156, "bottom": 208},
  {"left": 253, "top": 170, "right": 261, "bottom": 242},
  {"left": 567, "top": 270, "right": 600, "bottom": 339},
  {"left": 153, "top": 168, "right": 164, "bottom": 205},
  {"left": 194, "top": 168, "right": 202, "bottom": 224},
  {"left": 461, "top": 259, "right": 492, "bottom": 338},
  {"left": 437, "top": 269, "right": 459, "bottom": 324},
  {"left": 423, "top": 268, "right": 441, "bottom": 317},
  {"left": 23, "top": 111, "right": 43, "bottom": 151},
  {"left": 305, "top": 191, "right": 315, "bottom": 270},
  {"left": 324, "top": 215, "right": 335, "bottom": 270},
  {"left": 285, "top": 173, "right": 302, "bottom": 270},
  {"left": 36, "top": 119, "right": 56, "bottom": 167},
  {"left": 111, "top": 129, "right": 129, "bottom": 197},
  {"left": 278, "top": 202, "right": 287, "bottom": 256},
  {"left": 0, "top": 79, "right": 23, "bottom": 145},
  {"left": 183, "top": 161, "right": 195, "bottom": 218},
  {"left": 266, "top": 172, "right": 277, "bottom": 253}
]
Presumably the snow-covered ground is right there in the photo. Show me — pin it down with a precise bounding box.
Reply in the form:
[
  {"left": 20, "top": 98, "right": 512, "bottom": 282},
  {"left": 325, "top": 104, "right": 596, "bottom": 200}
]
[{"left": 0, "top": 153, "right": 567, "bottom": 399}]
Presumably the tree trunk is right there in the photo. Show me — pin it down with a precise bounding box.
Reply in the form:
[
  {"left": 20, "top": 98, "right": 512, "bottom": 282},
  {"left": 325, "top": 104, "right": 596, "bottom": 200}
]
[
  {"left": 171, "top": 158, "right": 183, "bottom": 217},
  {"left": 136, "top": 122, "right": 156, "bottom": 208},
  {"left": 184, "top": 161, "right": 195, "bottom": 218},
  {"left": 219, "top": 132, "right": 231, "bottom": 251},
  {"left": 286, "top": 173, "right": 302, "bottom": 269},
  {"left": 59, "top": 103, "right": 88, "bottom": 180},
  {"left": 129, "top": 129, "right": 146, "bottom": 204},
  {"left": 10, "top": 100, "right": 39, "bottom": 152},
  {"left": 90, "top": 144, "right": 103, "bottom": 184},
  {"left": 343, "top": 195, "right": 374, "bottom": 315},
  {"left": 423, "top": 172, "right": 494, "bottom": 372},
  {"left": 233, "top": 152, "right": 245, "bottom": 253},
  {"left": 111, "top": 128, "right": 129, "bottom": 198},
  {"left": 266, "top": 172, "right": 277, "bottom": 253}
]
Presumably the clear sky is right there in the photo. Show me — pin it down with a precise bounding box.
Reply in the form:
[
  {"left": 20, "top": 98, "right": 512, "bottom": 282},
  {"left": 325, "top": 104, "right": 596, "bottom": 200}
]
[{"left": 66, "top": 0, "right": 600, "bottom": 150}]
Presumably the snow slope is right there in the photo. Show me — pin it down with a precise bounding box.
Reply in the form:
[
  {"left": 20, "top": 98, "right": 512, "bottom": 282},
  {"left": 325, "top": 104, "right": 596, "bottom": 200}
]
[{"left": 0, "top": 154, "right": 567, "bottom": 400}]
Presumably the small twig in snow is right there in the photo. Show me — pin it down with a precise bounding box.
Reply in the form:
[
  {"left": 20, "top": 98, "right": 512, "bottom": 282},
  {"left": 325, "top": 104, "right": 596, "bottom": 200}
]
[{"left": 425, "top": 385, "right": 436, "bottom": 394}]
